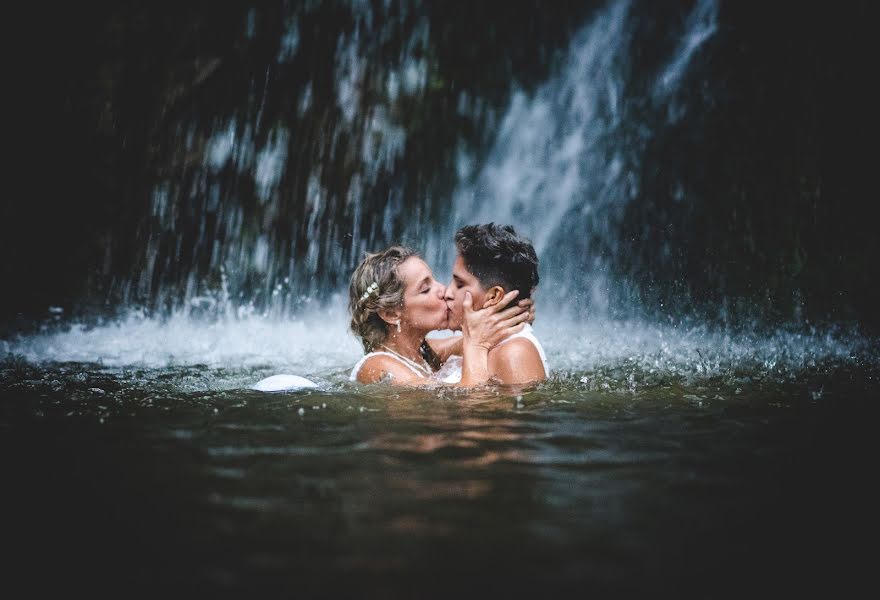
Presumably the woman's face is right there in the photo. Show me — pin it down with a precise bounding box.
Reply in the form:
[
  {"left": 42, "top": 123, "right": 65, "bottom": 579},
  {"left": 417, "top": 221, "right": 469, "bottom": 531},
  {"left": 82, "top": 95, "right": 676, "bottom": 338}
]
[{"left": 396, "top": 257, "right": 449, "bottom": 333}]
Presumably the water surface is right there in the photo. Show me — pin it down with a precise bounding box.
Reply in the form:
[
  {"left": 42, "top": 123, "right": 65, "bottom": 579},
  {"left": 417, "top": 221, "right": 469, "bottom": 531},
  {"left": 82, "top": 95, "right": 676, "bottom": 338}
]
[{"left": 3, "top": 314, "right": 876, "bottom": 597}]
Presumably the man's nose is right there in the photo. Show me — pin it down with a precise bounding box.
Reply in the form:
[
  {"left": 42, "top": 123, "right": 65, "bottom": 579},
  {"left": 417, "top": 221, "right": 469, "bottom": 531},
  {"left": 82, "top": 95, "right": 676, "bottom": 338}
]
[{"left": 443, "top": 282, "right": 454, "bottom": 300}]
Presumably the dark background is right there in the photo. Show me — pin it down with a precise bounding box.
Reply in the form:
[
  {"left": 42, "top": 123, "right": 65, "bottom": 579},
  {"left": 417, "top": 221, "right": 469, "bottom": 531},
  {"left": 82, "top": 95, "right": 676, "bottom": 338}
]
[{"left": 4, "top": 0, "right": 878, "bottom": 334}]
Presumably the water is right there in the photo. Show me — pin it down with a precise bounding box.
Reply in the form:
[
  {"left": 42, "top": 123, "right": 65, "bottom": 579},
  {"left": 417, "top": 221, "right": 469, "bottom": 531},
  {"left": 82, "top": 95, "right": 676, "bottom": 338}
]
[
  {"left": 438, "top": 0, "right": 719, "bottom": 309},
  {"left": 118, "top": 0, "right": 724, "bottom": 318},
  {"left": 3, "top": 329, "right": 877, "bottom": 596},
  {"left": 3, "top": 307, "right": 878, "bottom": 595}
]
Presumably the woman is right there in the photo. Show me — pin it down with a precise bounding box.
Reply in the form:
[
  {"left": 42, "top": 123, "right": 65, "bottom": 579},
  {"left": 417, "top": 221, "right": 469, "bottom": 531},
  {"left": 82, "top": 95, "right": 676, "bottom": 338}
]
[{"left": 348, "top": 246, "right": 533, "bottom": 385}]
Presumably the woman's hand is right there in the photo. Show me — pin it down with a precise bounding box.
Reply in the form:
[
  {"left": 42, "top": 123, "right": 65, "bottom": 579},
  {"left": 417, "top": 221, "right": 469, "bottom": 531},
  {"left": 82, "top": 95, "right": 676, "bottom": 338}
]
[
  {"left": 461, "top": 290, "right": 532, "bottom": 351},
  {"left": 518, "top": 297, "right": 536, "bottom": 325},
  {"left": 457, "top": 290, "right": 531, "bottom": 386}
]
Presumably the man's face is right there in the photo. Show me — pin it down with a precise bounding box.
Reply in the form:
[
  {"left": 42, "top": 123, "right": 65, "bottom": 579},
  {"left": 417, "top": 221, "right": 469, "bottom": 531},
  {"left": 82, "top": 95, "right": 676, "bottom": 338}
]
[{"left": 444, "top": 255, "right": 487, "bottom": 331}]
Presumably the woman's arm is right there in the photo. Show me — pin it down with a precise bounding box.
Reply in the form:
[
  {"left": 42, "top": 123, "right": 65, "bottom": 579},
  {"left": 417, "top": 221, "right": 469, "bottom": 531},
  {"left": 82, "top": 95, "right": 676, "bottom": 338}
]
[
  {"left": 426, "top": 335, "right": 463, "bottom": 363},
  {"left": 426, "top": 297, "right": 535, "bottom": 363}
]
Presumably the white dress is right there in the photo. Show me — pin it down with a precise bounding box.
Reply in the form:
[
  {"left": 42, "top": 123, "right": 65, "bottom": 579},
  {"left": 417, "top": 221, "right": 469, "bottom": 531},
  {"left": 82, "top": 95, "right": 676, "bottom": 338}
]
[
  {"left": 349, "top": 351, "right": 432, "bottom": 382},
  {"left": 349, "top": 324, "right": 550, "bottom": 383}
]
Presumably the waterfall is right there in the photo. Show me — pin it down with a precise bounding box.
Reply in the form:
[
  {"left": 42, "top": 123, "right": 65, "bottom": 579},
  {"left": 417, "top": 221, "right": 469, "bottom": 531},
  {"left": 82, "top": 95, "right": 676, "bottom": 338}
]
[
  {"left": 122, "top": 1, "right": 437, "bottom": 317},
  {"left": 120, "top": 0, "right": 719, "bottom": 320},
  {"left": 6, "top": 0, "right": 875, "bottom": 370},
  {"left": 430, "top": 0, "right": 719, "bottom": 316}
]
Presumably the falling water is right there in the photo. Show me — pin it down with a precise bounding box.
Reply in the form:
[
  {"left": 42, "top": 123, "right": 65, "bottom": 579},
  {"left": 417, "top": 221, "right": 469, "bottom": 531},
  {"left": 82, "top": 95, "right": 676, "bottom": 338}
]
[
  {"left": 120, "top": 1, "right": 436, "bottom": 317},
  {"left": 108, "top": 0, "right": 719, "bottom": 319},
  {"left": 1, "top": 0, "right": 874, "bottom": 376},
  {"left": 123, "top": 0, "right": 714, "bottom": 312},
  {"left": 432, "top": 0, "right": 719, "bottom": 317}
]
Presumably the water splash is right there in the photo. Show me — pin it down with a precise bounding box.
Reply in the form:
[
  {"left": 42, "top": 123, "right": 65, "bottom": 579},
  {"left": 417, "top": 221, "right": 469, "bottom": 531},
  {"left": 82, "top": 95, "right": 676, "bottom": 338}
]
[
  {"left": 3, "top": 301, "right": 360, "bottom": 373},
  {"left": 4, "top": 302, "right": 872, "bottom": 389}
]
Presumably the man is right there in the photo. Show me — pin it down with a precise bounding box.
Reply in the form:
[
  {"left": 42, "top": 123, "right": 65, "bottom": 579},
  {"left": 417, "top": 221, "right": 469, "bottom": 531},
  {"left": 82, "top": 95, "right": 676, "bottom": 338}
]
[{"left": 443, "top": 223, "right": 548, "bottom": 385}]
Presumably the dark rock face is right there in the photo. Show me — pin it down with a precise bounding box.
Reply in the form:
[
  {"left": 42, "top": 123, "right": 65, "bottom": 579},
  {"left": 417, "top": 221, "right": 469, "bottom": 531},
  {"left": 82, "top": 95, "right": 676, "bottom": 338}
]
[{"left": 3, "top": 1, "right": 877, "bottom": 333}]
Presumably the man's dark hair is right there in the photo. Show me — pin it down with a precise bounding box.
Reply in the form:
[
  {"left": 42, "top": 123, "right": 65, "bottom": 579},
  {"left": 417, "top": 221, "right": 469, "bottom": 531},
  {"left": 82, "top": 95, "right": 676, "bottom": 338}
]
[{"left": 454, "top": 223, "right": 539, "bottom": 300}]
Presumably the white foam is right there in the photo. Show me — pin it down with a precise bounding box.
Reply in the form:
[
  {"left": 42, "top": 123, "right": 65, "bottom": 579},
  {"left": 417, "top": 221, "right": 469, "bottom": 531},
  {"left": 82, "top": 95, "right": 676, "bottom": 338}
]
[
  {"left": 3, "top": 302, "right": 872, "bottom": 382},
  {"left": 3, "top": 302, "right": 361, "bottom": 373}
]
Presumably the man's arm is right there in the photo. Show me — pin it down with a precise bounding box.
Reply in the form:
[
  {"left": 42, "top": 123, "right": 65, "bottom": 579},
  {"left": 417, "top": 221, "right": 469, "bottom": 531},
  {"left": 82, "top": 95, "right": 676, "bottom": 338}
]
[{"left": 488, "top": 339, "right": 546, "bottom": 385}]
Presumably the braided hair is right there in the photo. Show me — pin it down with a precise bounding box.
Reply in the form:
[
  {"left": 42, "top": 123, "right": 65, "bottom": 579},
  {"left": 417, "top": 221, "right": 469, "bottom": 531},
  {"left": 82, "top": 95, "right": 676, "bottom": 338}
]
[{"left": 348, "top": 245, "right": 418, "bottom": 353}]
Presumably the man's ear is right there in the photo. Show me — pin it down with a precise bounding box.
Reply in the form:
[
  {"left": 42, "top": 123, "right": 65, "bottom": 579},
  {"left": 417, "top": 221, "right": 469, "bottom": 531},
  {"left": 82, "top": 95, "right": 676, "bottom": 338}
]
[{"left": 481, "top": 286, "right": 506, "bottom": 307}]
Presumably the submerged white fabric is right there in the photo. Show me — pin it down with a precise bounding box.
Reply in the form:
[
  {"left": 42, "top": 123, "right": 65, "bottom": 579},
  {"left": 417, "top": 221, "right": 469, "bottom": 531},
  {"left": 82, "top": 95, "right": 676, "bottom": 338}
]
[
  {"left": 252, "top": 374, "right": 319, "bottom": 391},
  {"left": 434, "top": 354, "right": 463, "bottom": 384},
  {"left": 349, "top": 351, "right": 428, "bottom": 382}
]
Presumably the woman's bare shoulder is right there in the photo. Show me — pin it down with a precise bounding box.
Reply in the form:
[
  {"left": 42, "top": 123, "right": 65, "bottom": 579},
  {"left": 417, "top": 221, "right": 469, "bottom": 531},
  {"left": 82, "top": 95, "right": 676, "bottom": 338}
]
[{"left": 356, "top": 353, "right": 425, "bottom": 385}]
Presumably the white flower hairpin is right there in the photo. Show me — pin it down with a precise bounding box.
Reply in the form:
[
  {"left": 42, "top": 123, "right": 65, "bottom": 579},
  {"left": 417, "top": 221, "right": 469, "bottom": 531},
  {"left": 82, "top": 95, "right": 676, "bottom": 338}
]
[{"left": 360, "top": 282, "right": 379, "bottom": 302}]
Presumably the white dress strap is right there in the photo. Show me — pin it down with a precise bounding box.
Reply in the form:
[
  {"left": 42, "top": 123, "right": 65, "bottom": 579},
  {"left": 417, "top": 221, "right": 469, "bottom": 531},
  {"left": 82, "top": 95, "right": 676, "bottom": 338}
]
[{"left": 349, "top": 351, "right": 429, "bottom": 382}]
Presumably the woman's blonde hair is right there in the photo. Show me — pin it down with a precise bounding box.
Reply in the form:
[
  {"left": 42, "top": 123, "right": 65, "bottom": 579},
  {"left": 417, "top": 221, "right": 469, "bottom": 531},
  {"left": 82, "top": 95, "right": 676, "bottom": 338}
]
[{"left": 349, "top": 245, "right": 418, "bottom": 352}]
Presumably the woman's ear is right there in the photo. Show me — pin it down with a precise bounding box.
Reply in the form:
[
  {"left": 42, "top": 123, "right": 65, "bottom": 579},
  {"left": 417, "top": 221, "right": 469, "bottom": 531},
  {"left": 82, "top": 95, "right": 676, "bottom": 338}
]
[
  {"left": 378, "top": 308, "right": 401, "bottom": 326},
  {"left": 481, "top": 286, "right": 506, "bottom": 307}
]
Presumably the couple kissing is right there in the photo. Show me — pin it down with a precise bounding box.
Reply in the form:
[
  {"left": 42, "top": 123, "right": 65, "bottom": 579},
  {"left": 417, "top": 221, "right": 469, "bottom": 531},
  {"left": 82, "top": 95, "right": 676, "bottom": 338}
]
[{"left": 349, "top": 223, "right": 547, "bottom": 386}]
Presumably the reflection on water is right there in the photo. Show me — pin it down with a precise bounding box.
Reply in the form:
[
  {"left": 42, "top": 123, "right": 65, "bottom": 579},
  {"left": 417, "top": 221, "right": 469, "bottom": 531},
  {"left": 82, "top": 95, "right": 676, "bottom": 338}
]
[
  {"left": 1, "top": 277, "right": 875, "bottom": 597},
  {"left": 2, "top": 349, "right": 876, "bottom": 596}
]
